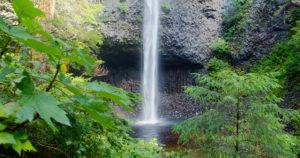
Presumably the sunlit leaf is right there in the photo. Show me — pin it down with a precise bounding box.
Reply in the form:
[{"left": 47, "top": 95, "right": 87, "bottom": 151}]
[
  {"left": 18, "top": 92, "right": 70, "bottom": 130},
  {"left": 0, "top": 132, "right": 16, "bottom": 144},
  {"left": 12, "top": 0, "right": 44, "bottom": 20},
  {"left": 0, "top": 123, "right": 7, "bottom": 131},
  {"left": 12, "top": 139, "right": 22, "bottom": 155},
  {"left": 22, "top": 140, "right": 37, "bottom": 152}
]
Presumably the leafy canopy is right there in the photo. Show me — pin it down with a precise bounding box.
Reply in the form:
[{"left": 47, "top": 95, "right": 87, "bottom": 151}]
[{"left": 0, "top": 0, "right": 138, "bottom": 155}]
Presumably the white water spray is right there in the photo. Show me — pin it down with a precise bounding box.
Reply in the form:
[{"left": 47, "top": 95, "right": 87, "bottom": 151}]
[{"left": 141, "top": 0, "right": 160, "bottom": 124}]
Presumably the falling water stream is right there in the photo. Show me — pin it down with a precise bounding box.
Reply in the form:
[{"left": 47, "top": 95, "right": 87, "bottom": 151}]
[
  {"left": 140, "top": 0, "right": 160, "bottom": 124},
  {"left": 132, "top": 0, "right": 180, "bottom": 147},
  {"left": 132, "top": 0, "right": 183, "bottom": 150}
]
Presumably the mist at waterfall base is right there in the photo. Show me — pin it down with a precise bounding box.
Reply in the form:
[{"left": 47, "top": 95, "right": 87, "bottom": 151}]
[{"left": 131, "top": 119, "right": 181, "bottom": 145}]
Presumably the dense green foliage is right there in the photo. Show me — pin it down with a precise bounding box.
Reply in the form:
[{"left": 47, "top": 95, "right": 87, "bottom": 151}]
[
  {"left": 52, "top": 0, "right": 104, "bottom": 52},
  {"left": 222, "top": 0, "right": 252, "bottom": 39},
  {"left": 162, "top": 3, "right": 171, "bottom": 13},
  {"left": 118, "top": 3, "right": 129, "bottom": 15},
  {"left": 216, "top": 1, "right": 300, "bottom": 91},
  {"left": 0, "top": 0, "right": 178, "bottom": 157},
  {"left": 174, "top": 62, "right": 298, "bottom": 157},
  {"left": 207, "top": 57, "right": 231, "bottom": 73},
  {"left": 209, "top": 38, "right": 231, "bottom": 60},
  {"left": 250, "top": 19, "right": 300, "bottom": 90}
]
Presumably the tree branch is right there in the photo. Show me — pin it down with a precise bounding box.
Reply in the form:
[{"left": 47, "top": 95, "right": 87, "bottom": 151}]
[
  {"left": 35, "top": 142, "right": 71, "bottom": 158},
  {"left": 11, "top": 114, "right": 39, "bottom": 131},
  {"left": 0, "top": 38, "right": 11, "bottom": 59},
  {"left": 46, "top": 64, "right": 61, "bottom": 92},
  {"left": 12, "top": 64, "right": 61, "bottom": 131}
]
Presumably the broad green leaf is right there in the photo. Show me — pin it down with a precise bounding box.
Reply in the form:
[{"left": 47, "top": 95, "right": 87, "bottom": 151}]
[
  {"left": 73, "top": 84, "right": 112, "bottom": 128},
  {"left": 65, "top": 84, "right": 81, "bottom": 95},
  {"left": 0, "top": 123, "right": 7, "bottom": 131},
  {"left": 24, "top": 38, "right": 61, "bottom": 56},
  {"left": 5, "top": 102, "right": 21, "bottom": 117},
  {"left": 5, "top": 26, "right": 61, "bottom": 57},
  {"left": 74, "top": 94, "right": 107, "bottom": 112},
  {"left": 12, "top": 139, "right": 22, "bottom": 155},
  {"left": 59, "top": 74, "right": 82, "bottom": 95},
  {"left": 22, "top": 140, "right": 37, "bottom": 152},
  {"left": 74, "top": 94, "right": 93, "bottom": 105},
  {"left": 70, "top": 48, "right": 96, "bottom": 74},
  {"left": 87, "top": 101, "right": 107, "bottom": 113},
  {"left": 85, "top": 108, "right": 112, "bottom": 128},
  {"left": 16, "top": 103, "right": 35, "bottom": 122},
  {"left": 12, "top": 0, "right": 44, "bottom": 20},
  {"left": 87, "top": 82, "right": 134, "bottom": 112},
  {"left": 0, "top": 67, "right": 15, "bottom": 81},
  {"left": 21, "top": 17, "right": 54, "bottom": 42},
  {"left": 10, "top": 26, "right": 37, "bottom": 40},
  {"left": 16, "top": 71, "right": 34, "bottom": 95},
  {"left": 18, "top": 92, "right": 70, "bottom": 130},
  {"left": 0, "top": 132, "right": 16, "bottom": 144},
  {"left": 9, "top": 27, "right": 61, "bottom": 56},
  {"left": 0, "top": 17, "right": 9, "bottom": 33},
  {"left": 13, "top": 131, "right": 28, "bottom": 141},
  {"left": 0, "top": 103, "right": 7, "bottom": 118}
]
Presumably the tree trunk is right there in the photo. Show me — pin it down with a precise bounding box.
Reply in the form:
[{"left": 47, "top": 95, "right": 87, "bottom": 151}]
[
  {"left": 39, "top": 0, "right": 56, "bottom": 72},
  {"left": 236, "top": 87, "right": 240, "bottom": 157},
  {"left": 39, "top": 0, "right": 56, "bottom": 32}
]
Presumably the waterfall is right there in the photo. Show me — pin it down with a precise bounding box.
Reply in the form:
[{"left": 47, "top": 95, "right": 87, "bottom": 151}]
[{"left": 141, "top": 0, "right": 160, "bottom": 124}]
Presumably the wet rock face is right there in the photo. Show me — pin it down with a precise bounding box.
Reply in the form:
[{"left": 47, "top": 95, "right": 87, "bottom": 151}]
[
  {"left": 99, "top": 0, "right": 143, "bottom": 47},
  {"left": 95, "top": 66, "right": 203, "bottom": 119},
  {"left": 160, "top": 93, "right": 204, "bottom": 119},
  {"left": 158, "top": 68, "right": 204, "bottom": 119},
  {"left": 96, "top": 0, "right": 222, "bottom": 119},
  {"left": 99, "top": 0, "right": 224, "bottom": 67},
  {"left": 160, "top": 0, "right": 223, "bottom": 66},
  {"left": 98, "top": 0, "right": 293, "bottom": 66},
  {"left": 227, "top": 0, "right": 291, "bottom": 64}
]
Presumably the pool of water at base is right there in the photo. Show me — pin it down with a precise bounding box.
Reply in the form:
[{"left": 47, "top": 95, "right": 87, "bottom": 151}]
[
  {"left": 130, "top": 119, "right": 202, "bottom": 157},
  {"left": 130, "top": 119, "right": 181, "bottom": 146}
]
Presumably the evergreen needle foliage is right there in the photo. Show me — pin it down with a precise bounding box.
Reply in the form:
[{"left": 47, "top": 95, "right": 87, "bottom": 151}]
[{"left": 173, "top": 65, "right": 298, "bottom": 157}]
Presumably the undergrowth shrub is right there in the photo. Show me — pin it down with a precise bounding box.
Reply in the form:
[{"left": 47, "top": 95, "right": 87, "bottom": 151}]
[
  {"left": 162, "top": 3, "right": 171, "bottom": 13},
  {"left": 209, "top": 38, "right": 231, "bottom": 60},
  {"left": 207, "top": 57, "right": 231, "bottom": 73},
  {"left": 250, "top": 20, "right": 300, "bottom": 91},
  {"left": 222, "top": 0, "right": 252, "bottom": 39},
  {"left": 118, "top": 3, "right": 129, "bottom": 14}
]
